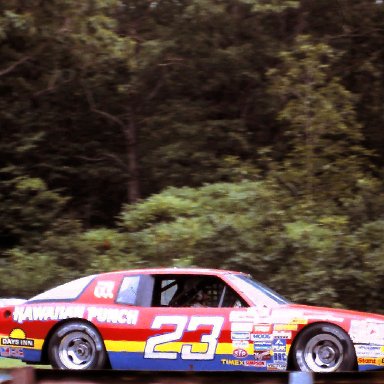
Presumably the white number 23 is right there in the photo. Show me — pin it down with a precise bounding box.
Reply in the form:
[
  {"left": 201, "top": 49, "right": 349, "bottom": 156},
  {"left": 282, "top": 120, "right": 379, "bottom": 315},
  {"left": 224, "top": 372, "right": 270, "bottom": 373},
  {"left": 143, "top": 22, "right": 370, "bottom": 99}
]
[{"left": 144, "top": 315, "right": 224, "bottom": 360}]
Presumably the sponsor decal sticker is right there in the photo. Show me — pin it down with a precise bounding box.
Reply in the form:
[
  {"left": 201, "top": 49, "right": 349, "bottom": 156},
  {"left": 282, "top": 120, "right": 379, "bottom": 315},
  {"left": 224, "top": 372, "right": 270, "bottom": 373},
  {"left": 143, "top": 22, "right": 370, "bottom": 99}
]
[
  {"left": 1, "top": 329, "right": 34, "bottom": 347},
  {"left": 254, "top": 324, "right": 272, "bottom": 333},
  {"left": 350, "top": 320, "right": 384, "bottom": 344},
  {"left": 291, "top": 318, "right": 308, "bottom": 325},
  {"left": 231, "top": 322, "right": 253, "bottom": 332},
  {"left": 254, "top": 341, "right": 273, "bottom": 360},
  {"left": 232, "top": 340, "right": 250, "bottom": 348},
  {"left": 221, "top": 359, "right": 244, "bottom": 366},
  {"left": 254, "top": 350, "right": 272, "bottom": 360},
  {"left": 357, "top": 357, "right": 384, "bottom": 366},
  {"left": 244, "top": 360, "right": 266, "bottom": 367},
  {"left": 221, "top": 359, "right": 266, "bottom": 367},
  {"left": 94, "top": 281, "right": 115, "bottom": 299},
  {"left": 253, "top": 341, "right": 272, "bottom": 350},
  {"left": 355, "top": 345, "right": 384, "bottom": 357},
  {"left": 12, "top": 305, "right": 139, "bottom": 326},
  {"left": 267, "top": 363, "right": 286, "bottom": 371},
  {"left": 272, "top": 339, "right": 286, "bottom": 352},
  {"left": 251, "top": 334, "right": 273, "bottom": 342},
  {"left": 231, "top": 331, "right": 250, "bottom": 340},
  {"left": 273, "top": 352, "right": 287, "bottom": 363},
  {"left": 358, "top": 357, "right": 377, "bottom": 365},
  {"left": 0, "top": 347, "right": 24, "bottom": 358},
  {"left": 272, "top": 331, "right": 292, "bottom": 339},
  {"left": 233, "top": 348, "right": 248, "bottom": 358},
  {"left": 13, "top": 305, "right": 85, "bottom": 324},
  {"left": 274, "top": 324, "right": 298, "bottom": 331},
  {"left": 86, "top": 307, "right": 138, "bottom": 325}
]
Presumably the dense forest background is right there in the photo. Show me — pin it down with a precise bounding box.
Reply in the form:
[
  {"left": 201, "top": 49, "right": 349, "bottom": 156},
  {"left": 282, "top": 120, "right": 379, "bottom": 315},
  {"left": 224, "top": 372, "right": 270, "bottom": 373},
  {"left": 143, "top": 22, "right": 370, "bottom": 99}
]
[{"left": 1, "top": 0, "right": 384, "bottom": 313}]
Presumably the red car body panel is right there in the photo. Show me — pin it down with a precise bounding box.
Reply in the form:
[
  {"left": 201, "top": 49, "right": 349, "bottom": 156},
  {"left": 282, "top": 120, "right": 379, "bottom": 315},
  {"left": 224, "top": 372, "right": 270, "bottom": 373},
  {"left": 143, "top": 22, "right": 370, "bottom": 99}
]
[{"left": 0, "top": 268, "right": 384, "bottom": 371}]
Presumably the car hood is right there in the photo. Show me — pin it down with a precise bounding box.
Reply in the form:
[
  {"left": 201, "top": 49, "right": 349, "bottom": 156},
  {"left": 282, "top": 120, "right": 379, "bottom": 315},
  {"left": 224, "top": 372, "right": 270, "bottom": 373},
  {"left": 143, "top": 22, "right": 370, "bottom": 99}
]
[{"left": 270, "top": 303, "right": 384, "bottom": 324}]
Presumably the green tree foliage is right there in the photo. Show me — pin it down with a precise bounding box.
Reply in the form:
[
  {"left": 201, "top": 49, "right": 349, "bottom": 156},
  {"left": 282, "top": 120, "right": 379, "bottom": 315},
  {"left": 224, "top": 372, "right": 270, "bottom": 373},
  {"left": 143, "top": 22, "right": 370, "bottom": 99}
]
[
  {"left": 267, "top": 35, "right": 381, "bottom": 214},
  {"left": 130, "top": 0, "right": 300, "bottom": 192},
  {"left": 297, "top": 0, "right": 384, "bottom": 164},
  {"left": 0, "top": 168, "right": 66, "bottom": 250},
  {"left": 118, "top": 181, "right": 289, "bottom": 272},
  {"left": 261, "top": 34, "right": 384, "bottom": 310},
  {"left": 0, "top": 220, "right": 137, "bottom": 297},
  {"left": 0, "top": 0, "right": 135, "bottom": 225}
]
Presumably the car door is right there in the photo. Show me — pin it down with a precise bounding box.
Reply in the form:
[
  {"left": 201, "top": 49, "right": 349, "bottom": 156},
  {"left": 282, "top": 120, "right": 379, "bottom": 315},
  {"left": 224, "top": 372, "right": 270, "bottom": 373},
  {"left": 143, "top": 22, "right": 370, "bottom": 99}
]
[{"left": 138, "top": 274, "right": 267, "bottom": 371}]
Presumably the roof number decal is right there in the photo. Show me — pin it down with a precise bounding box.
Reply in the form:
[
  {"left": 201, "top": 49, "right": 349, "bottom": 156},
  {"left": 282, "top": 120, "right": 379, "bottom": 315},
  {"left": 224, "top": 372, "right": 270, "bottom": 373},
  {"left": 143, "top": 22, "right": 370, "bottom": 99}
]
[{"left": 94, "top": 281, "right": 115, "bottom": 299}]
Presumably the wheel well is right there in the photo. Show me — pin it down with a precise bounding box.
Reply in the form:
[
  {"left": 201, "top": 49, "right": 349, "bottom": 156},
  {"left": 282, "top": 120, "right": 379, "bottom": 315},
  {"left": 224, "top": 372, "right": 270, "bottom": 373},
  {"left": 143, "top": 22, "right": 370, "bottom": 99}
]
[
  {"left": 41, "top": 319, "right": 111, "bottom": 368},
  {"left": 287, "top": 322, "right": 358, "bottom": 371}
]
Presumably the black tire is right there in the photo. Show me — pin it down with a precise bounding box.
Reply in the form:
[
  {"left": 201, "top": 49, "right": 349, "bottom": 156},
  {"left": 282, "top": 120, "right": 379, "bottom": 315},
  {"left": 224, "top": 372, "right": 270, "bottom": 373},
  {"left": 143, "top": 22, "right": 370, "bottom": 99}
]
[
  {"left": 48, "top": 322, "right": 107, "bottom": 370},
  {"left": 291, "top": 323, "right": 356, "bottom": 372}
]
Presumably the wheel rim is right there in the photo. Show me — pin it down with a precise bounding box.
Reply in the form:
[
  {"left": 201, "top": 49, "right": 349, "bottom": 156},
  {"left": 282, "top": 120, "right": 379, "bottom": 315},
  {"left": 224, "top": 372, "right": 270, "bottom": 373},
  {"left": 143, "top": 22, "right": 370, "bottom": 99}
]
[
  {"left": 302, "top": 333, "right": 344, "bottom": 372},
  {"left": 58, "top": 331, "right": 96, "bottom": 369}
]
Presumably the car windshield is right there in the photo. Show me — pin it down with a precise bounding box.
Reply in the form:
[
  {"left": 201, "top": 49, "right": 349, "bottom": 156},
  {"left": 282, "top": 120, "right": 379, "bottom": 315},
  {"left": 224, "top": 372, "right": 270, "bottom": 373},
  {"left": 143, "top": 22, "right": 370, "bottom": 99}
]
[
  {"left": 228, "top": 274, "right": 290, "bottom": 307},
  {"left": 28, "top": 275, "right": 95, "bottom": 302}
]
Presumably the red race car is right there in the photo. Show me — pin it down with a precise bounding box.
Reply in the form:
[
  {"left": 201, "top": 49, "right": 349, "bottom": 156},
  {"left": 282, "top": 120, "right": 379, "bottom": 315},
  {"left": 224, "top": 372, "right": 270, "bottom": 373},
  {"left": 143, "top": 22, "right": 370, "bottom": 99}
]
[{"left": 0, "top": 268, "right": 383, "bottom": 372}]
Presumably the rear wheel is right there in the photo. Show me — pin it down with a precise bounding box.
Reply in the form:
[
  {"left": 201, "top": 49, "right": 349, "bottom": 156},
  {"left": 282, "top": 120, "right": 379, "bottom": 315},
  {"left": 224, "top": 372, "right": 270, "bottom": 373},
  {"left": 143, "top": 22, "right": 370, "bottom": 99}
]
[
  {"left": 48, "top": 322, "right": 107, "bottom": 370},
  {"left": 292, "top": 323, "right": 356, "bottom": 372}
]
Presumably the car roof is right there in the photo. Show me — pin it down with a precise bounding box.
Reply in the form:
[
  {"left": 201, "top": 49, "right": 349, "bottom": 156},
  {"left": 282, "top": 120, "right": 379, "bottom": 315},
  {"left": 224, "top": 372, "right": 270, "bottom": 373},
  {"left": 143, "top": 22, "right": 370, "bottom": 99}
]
[{"left": 96, "top": 267, "right": 242, "bottom": 278}]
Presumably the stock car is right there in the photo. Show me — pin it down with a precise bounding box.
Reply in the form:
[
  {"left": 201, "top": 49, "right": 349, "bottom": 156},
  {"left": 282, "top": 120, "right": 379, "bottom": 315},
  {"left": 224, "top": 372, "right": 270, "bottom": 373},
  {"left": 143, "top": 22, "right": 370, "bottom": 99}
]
[{"left": 0, "top": 268, "right": 384, "bottom": 372}]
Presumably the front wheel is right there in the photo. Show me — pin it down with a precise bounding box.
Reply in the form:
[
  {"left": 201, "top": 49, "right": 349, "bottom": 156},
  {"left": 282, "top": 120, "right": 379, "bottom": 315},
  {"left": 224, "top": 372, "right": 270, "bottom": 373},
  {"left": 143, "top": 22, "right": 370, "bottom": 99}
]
[
  {"left": 48, "top": 322, "right": 107, "bottom": 370},
  {"left": 291, "top": 323, "right": 356, "bottom": 372}
]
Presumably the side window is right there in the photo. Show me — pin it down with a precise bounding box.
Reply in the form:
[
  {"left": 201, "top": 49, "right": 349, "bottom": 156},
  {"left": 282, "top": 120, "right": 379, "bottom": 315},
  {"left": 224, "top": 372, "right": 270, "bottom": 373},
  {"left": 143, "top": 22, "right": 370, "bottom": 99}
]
[
  {"left": 116, "top": 275, "right": 140, "bottom": 305},
  {"left": 192, "top": 279, "right": 246, "bottom": 308},
  {"left": 153, "top": 275, "right": 246, "bottom": 308},
  {"left": 28, "top": 275, "right": 95, "bottom": 302},
  {"left": 221, "top": 286, "right": 246, "bottom": 308},
  {"left": 160, "top": 280, "right": 178, "bottom": 306}
]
